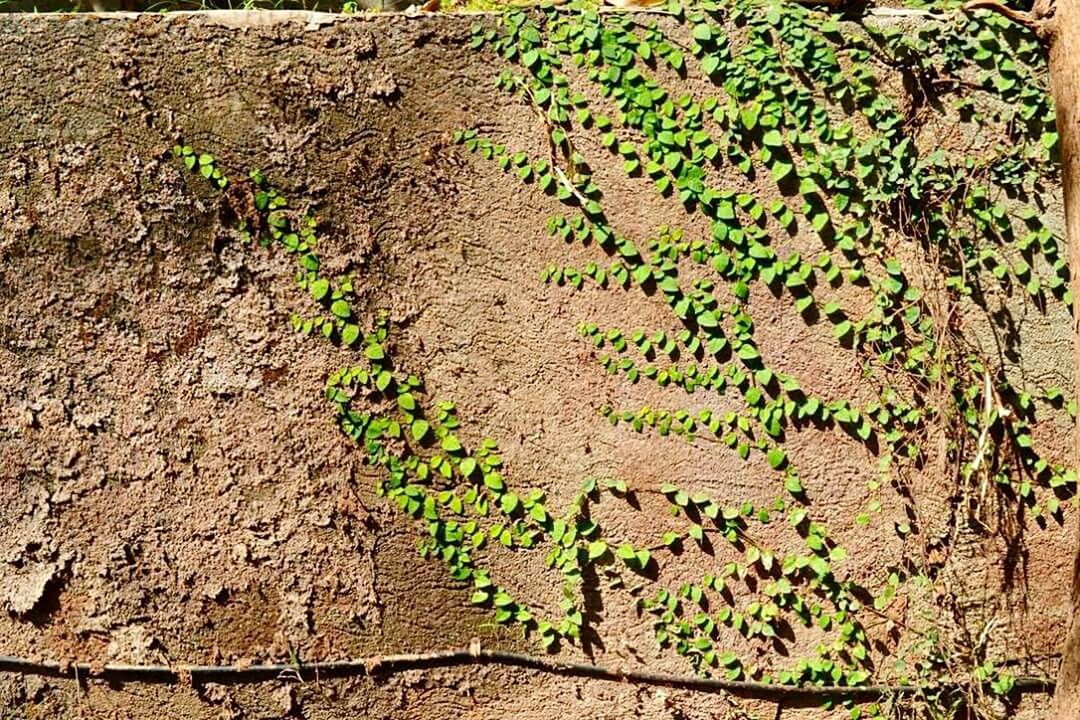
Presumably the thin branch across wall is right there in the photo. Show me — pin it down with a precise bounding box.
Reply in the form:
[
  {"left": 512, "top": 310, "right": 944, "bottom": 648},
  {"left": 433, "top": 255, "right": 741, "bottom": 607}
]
[{"left": 0, "top": 644, "right": 1056, "bottom": 705}]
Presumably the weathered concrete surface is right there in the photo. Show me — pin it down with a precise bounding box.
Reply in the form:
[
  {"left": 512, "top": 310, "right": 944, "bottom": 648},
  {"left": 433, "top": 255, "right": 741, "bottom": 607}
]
[{"left": 0, "top": 10, "right": 1073, "bottom": 719}]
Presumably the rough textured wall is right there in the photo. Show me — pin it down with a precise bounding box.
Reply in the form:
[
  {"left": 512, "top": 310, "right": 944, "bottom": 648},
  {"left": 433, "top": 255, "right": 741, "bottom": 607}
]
[{"left": 0, "top": 10, "right": 1073, "bottom": 719}]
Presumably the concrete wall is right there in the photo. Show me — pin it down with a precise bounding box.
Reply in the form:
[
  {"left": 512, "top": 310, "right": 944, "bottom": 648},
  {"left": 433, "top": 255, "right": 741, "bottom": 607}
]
[{"left": 0, "top": 10, "right": 1073, "bottom": 719}]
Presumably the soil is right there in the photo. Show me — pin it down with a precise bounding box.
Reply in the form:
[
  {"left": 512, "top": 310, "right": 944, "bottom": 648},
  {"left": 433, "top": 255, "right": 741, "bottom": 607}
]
[{"left": 0, "top": 9, "right": 1074, "bottom": 719}]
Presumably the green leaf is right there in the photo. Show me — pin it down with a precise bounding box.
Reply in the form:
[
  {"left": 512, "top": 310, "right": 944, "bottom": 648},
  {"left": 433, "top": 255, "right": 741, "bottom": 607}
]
[
  {"left": 442, "top": 435, "right": 463, "bottom": 453},
  {"left": 459, "top": 457, "right": 477, "bottom": 478},
  {"left": 767, "top": 448, "right": 787, "bottom": 470},
  {"left": 411, "top": 419, "right": 430, "bottom": 442},
  {"left": 375, "top": 371, "right": 393, "bottom": 392},
  {"left": 485, "top": 473, "right": 505, "bottom": 491},
  {"left": 310, "top": 278, "right": 330, "bottom": 301},
  {"left": 501, "top": 493, "right": 519, "bottom": 514},
  {"left": 784, "top": 474, "right": 803, "bottom": 495},
  {"left": 762, "top": 129, "right": 783, "bottom": 147},
  {"left": 588, "top": 540, "right": 608, "bottom": 560},
  {"left": 741, "top": 103, "right": 761, "bottom": 131},
  {"left": 771, "top": 160, "right": 794, "bottom": 181},
  {"left": 698, "top": 310, "right": 720, "bottom": 329},
  {"left": 737, "top": 344, "right": 760, "bottom": 361},
  {"left": 330, "top": 299, "right": 352, "bottom": 319},
  {"left": 857, "top": 419, "right": 872, "bottom": 441},
  {"left": 341, "top": 323, "right": 360, "bottom": 346}
]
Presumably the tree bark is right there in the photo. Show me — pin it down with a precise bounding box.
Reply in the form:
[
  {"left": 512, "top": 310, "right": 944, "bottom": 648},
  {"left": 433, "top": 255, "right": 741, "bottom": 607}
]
[{"left": 1046, "top": 0, "right": 1080, "bottom": 716}]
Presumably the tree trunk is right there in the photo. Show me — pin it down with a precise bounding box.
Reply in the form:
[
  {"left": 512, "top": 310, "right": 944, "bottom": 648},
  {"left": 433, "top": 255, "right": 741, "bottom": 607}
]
[{"left": 1048, "top": 0, "right": 1080, "bottom": 716}]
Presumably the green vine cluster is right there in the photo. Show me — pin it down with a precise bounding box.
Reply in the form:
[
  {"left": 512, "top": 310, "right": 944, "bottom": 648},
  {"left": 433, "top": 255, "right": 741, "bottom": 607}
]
[
  {"left": 171, "top": 0, "right": 1070, "bottom": 715},
  {"left": 174, "top": 144, "right": 883, "bottom": 695},
  {"left": 458, "top": 0, "right": 1072, "bottom": 707}
]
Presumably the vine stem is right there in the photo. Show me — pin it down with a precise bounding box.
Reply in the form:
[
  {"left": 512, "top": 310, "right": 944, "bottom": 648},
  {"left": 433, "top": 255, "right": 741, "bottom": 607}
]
[
  {"left": 963, "top": 0, "right": 1057, "bottom": 41},
  {"left": 0, "top": 645, "right": 1055, "bottom": 701}
]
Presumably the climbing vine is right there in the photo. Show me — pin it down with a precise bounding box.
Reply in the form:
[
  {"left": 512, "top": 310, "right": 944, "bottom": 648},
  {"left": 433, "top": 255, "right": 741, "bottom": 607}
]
[{"left": 171, "top": 1, "right": 1071, "bottom": 716}]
